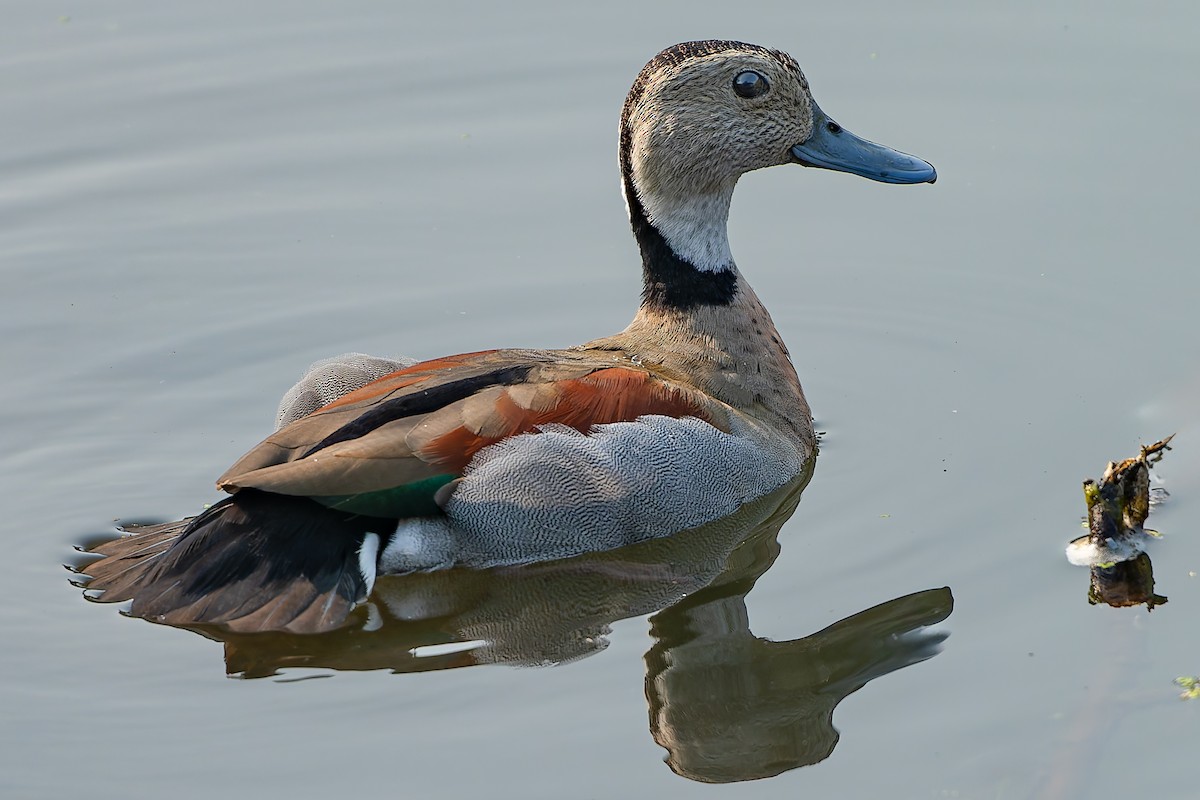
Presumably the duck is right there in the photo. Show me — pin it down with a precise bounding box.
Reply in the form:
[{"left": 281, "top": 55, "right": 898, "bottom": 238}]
[{"left": 79, "top": 40, "right": 935, "bottom": 633}]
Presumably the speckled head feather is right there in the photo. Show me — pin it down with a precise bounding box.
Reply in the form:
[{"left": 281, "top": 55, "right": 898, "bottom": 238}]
[
  {"left": 619, "top": 40, "right": 808, "bottom": 174},
  {"left": 618, "top": 41, "right": 818, "bottom": 306}
]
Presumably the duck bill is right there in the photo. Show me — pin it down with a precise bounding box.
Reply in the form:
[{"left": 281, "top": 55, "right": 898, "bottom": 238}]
[{"left": 790, "top": 102, "right": 936, "bottom": 184}]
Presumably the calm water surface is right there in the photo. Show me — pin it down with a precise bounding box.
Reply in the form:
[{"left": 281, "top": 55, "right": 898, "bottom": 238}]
[{"left": 3, "top": 2, "right": 1198, "bottom": 798}]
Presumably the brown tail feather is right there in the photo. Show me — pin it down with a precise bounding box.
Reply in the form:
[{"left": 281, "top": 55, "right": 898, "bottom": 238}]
[
  {"left": 77, "top": 491, "right": 396, "bottom": 634},
  {"left": 79, "top": 521, "right": 189, "bottom": 603}
]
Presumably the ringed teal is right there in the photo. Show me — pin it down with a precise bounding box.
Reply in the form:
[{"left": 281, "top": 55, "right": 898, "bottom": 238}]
[{"left": 81, "top": 41, "right": 935, "bottom": 633}]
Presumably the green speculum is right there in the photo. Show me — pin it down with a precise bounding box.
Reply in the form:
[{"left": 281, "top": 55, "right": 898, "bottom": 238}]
[{"left": 312, "top": 473, "right": 457, "bottom": 518}]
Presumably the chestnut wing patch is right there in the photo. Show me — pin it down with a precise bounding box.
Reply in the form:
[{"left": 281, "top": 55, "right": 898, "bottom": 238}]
[{"left": 414, "top": 367, "right": 720, "bottom": 472}]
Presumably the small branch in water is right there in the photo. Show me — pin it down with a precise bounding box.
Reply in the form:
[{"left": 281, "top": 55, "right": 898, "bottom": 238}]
[{"left": 1066, "top": 435, "right": 1176, "bottom": 610}]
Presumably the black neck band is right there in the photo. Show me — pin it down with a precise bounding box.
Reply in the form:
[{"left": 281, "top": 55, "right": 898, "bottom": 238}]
[{"left": 622, "top": 176, "right": 738, "bottom": 311}]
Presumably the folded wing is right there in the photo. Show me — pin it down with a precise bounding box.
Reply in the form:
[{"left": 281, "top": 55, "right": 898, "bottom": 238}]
[{"left": 218, "top": 349, "right": 728, "bottom": 517}]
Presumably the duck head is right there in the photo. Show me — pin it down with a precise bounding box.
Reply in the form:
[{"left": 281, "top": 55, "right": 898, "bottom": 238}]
[{"left": 620, "top": 41, "right": 935, "bottom": 289}]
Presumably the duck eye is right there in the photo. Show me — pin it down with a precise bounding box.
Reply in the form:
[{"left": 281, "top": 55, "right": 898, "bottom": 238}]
[{"left": 732, "top": 71, "right": 769, "bottom": 99}]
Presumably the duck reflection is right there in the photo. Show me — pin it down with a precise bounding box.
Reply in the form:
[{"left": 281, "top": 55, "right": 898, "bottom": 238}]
[
  {"left": 187, "top": 466, "right": 952, "bottom": 781},
  {"left": 647, "top": 585, "right": 951, "bottom": 782}
]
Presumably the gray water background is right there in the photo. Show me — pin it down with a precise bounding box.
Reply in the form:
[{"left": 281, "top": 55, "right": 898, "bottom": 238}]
[{"left": 2, "top": 2, "right": 1198, "bottom": 798}]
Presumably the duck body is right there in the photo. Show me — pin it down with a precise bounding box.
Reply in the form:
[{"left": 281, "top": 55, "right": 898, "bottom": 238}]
[{"left": 80, "top": 40, "right": 935, "bottom": 632}]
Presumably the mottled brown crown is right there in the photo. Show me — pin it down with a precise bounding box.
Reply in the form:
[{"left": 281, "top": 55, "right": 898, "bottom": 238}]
[{"left": 619, "top": 40, "right": 805, "bottom": 176}]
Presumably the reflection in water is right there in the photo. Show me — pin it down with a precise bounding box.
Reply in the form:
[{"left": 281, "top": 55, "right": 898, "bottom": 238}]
[
  {"left": 178, "top": 463, "right": 952, "bottom": 782},
  {"left": 1088, "top": 553, "right": 1167, "bottom": 610},
  {"left": 646, "top": 587, "right": 952, "bottom": 782}
]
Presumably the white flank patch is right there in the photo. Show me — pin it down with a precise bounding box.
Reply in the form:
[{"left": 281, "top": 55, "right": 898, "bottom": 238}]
[
  {"left": 378, "top": 517, "right": 457, "bottom": 574},
  {"left": 357, "top": 532, "right": 380, "bottom": 595}
]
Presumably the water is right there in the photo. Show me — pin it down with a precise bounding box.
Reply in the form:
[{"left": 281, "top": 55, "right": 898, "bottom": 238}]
[{"left": 3, "top": 2, "right": 1198, "bottom": 798}]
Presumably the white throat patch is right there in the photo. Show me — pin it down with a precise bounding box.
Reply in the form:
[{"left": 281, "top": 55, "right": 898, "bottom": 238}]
[{"left": 640, "top": 188, "right": 736, "bottom": 273}]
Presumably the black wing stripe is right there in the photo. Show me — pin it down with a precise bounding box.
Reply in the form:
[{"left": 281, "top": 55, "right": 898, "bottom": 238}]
[{"left": 301, "top": 363, "right": 536, "bottom": 458}]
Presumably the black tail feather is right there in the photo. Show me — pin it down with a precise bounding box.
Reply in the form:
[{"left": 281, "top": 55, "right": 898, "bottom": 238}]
[{"left": 79, "top": 491, "right": 396, "bottom": 634}]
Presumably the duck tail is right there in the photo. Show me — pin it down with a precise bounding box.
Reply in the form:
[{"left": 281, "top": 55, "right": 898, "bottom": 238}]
[{"left": 77, "top": 490, "right": 394, "bottom": 634}]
